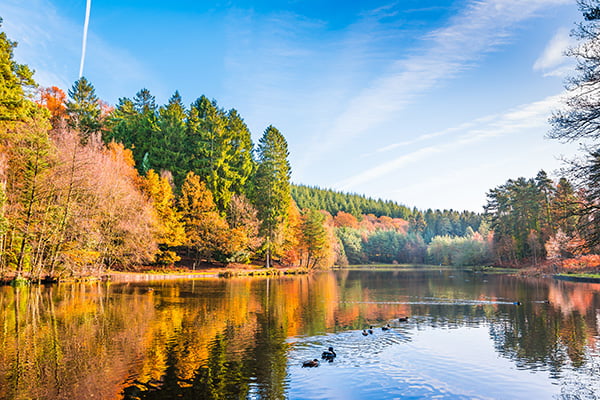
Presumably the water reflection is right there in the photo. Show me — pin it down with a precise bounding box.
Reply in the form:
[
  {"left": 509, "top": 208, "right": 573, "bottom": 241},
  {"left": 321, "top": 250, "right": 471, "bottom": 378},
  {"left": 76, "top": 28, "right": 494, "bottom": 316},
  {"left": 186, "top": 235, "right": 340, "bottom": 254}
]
[{"left": 0, "top": 269, "right": 598, "bottom": 399}]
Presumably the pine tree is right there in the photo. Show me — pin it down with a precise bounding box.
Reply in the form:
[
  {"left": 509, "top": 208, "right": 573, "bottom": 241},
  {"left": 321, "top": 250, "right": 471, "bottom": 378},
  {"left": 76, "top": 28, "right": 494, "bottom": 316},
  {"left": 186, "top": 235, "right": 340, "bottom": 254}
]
[
  {"left": 155, "top": 92, "right": 187, "bottom": 185},
  {"left": 66, "top": 77, "right": 102, "bottom": 142},
  {"left": 225, "top": 109, "right": 255, "bottom": 196},
  {"left": 187, "top": 96, "right": 234, "bottom": 211},
  {"left": 251, "top": 125, "right": 291, "bottom": 267}
]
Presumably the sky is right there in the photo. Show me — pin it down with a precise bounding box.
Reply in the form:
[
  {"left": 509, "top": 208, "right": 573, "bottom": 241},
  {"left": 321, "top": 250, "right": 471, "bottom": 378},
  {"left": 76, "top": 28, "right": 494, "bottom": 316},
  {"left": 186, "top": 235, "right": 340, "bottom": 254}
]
[{"left": 1, "top": 0, "right": 584, "bottom": 212}]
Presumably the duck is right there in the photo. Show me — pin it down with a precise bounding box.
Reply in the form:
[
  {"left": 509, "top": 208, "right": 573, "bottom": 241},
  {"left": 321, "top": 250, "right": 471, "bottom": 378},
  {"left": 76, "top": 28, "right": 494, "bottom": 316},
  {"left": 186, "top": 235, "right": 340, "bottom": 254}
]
[
  {"left": 368, "top": 326, "right": 374, "bottom": 335},
  {"left": 321, "top": 347, "right": 336, "bottom": 361},
  {"left": 302, "top": 359, "right": 319, "bottom": 368},
  {"left": 381, "top": 324, "right": 391, "bottom": 331},
  {"left": 362, "top": 329, "right": 369, "bottom": 336},
  {"left": 398, "top": 316, "right": 409, "bottom": 322}
]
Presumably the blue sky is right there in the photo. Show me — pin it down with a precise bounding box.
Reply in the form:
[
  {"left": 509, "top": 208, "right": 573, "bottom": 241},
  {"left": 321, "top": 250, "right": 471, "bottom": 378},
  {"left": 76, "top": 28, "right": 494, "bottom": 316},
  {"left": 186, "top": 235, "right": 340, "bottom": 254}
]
[{"left": 2, "top": 0, "right": 583, "bottom": 211}]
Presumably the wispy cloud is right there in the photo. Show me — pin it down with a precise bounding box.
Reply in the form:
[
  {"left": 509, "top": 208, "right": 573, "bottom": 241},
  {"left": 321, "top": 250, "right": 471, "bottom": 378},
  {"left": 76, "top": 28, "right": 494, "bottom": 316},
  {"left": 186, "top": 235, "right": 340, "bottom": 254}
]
[
  {"left": 300, "top": 0, "right": 571, "bottom": 166},
  {"left": 533, "top": 27, "right": 575, "bottom": 77},
  {"left": 362, "top": 115, "right": 498, "bottom": 157},
  {"left": 335, "top": 94, "right": 564, "bottom": 190}
]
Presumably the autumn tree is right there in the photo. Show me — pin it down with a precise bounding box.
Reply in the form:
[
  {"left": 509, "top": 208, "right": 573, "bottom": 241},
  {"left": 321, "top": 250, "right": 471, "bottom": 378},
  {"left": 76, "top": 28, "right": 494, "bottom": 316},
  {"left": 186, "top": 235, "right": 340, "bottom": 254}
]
[
  {"left": 3, "top": 115, "right": 54, "bottom": 276},
  {"left": 143, "top": 169, "right": 186, "bottom": 265},
  {"left": 225, "top": 194, "right": 261, "bottom": 263},
  {"left": 38, "top": 86, "right": 67, "bottom": 127},
  {"left": 251, "top": 126, "right": 291, "bottom": 267},
  {"left": 179, "top": 171, "right": 230, "bottom": 264}
]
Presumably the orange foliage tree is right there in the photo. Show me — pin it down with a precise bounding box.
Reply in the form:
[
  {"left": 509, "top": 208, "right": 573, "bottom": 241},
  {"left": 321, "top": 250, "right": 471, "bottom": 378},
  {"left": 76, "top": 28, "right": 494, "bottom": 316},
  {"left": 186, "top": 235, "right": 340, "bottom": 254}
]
[
  {"left": 38, "top": 86, "right": 67, "bottom": 126},
  {"left": 179, "top": 171, "right": 230, "bottom": 264}
]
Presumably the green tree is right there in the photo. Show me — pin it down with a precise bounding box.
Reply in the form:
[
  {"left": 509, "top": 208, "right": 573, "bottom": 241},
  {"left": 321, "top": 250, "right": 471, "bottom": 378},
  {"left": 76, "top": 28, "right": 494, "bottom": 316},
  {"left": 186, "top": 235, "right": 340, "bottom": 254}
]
[
  {"left": 225, "top": 109, "right": 255, "bottom": 196},
  {"left": 0, "top": 18, "right": 37, "bottom": 122},
  {"left": 65, "top": 77, "right": 102, "bottom": 142},
  {"left": 300, "top": 209, "right": 329, "bottom": 269},
  {"left": 155, "top": 92, "right": 187, "bottom": 185},
  {"left": 187, "top": 96, "right": 234, "bottom": 211},
  {"left": 336, "top": 227, "right": 365, "bottom": 264},
  {"left": 251, "top": 126, "right": 291, "bottom": 267}
]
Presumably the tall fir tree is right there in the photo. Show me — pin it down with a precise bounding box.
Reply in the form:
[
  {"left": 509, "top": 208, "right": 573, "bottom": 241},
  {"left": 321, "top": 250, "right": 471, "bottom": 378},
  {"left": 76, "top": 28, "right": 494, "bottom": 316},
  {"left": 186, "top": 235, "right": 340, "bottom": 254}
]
[
  {"left": 65, "top": 77, "right": 102, "bottom": 142},
  {"left": 155, "top": 91, "right": 187, "bottom": 185},
  {"left": 252, "top": 125, "right": 291, "bottom": 267},
  {"left": 187, "top": 96, "right": 234, "bottom": 211}
]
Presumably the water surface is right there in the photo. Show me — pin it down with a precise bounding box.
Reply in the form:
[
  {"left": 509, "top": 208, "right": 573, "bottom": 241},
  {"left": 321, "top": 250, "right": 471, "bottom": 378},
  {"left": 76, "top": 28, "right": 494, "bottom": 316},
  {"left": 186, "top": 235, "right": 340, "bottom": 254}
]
[{"left": 0, "top": 268, "right": 599, "bottom": 399}]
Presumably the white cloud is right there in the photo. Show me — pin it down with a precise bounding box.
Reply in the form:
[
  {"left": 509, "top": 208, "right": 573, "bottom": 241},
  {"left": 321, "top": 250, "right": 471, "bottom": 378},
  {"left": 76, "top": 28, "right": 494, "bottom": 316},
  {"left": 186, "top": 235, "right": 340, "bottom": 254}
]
[
  {"left": 533, "top": 27, "right": 574, "bottom": 77},
  {"left": 335, "top": 94, "right": 565, "bottom": 190},
  {"left": 299, "top": 0, "right": 572, "bottom": 167}
]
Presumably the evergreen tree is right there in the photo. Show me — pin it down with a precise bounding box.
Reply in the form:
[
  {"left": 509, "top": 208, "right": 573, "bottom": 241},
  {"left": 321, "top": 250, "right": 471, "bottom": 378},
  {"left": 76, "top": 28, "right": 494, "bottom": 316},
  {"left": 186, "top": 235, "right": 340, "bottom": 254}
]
[
  {"left": 300, "top": 209, "right": 329, "bottom": 269},
  {"left": 155, "top": 91, "right": 187, "bottom": 185},
  {"left": 225, "top": 109, "right": 255, "bottom": 195},
  {"left": 252, "top": 126, "right": 291, "bottom": 267},
  {"left": 65, "top": 77, "right": 102, "bottom": 142},
  {"left": 188, "top": 96, "right": 234, "bottom": 211}
]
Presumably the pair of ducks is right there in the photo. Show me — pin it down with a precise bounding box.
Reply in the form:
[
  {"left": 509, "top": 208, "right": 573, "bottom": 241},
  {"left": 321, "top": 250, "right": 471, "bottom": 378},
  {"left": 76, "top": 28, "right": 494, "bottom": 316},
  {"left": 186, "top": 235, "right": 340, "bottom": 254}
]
[
  {"left": 302, "top": 347, "right": 336, "bottom": 367},
  {"left": 361, "top": 316, "right": 409, "bottom": 336}
]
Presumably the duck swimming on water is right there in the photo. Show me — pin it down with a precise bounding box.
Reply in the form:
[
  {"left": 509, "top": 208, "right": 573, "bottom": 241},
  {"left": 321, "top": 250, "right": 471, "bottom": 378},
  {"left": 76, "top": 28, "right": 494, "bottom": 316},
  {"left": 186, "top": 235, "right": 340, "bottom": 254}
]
[
  {"left": 321, "top": 347, "right": 336, "bottom": 362},
  {"left": 382, "top": 324, "right": 391, "bottom": 331},
  {"left": 362, "top": 329, "right": 369, "bottom": 336},
  {"left": 302, "top": 359, "right": 319, "bottom": 368},
  {"left": 368, "top": 326, "right": 374, "bottom": 335},
  {"left": 398, "top": 316, "right": 409, "bottom": 322}
]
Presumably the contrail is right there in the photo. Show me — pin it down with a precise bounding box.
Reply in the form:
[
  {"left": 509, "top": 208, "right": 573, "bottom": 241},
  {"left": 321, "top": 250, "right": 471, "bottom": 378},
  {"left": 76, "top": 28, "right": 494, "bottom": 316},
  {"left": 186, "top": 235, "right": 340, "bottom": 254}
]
[{"left": 79, "top": 0, "right": 92, "bottom": 78}]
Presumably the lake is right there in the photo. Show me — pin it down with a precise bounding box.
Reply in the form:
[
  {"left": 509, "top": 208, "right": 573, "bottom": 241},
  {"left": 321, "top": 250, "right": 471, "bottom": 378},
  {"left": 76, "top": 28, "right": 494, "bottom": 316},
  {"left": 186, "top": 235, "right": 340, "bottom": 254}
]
[{"left": 0, "top": 268, "right": 599, "bottom": 399}]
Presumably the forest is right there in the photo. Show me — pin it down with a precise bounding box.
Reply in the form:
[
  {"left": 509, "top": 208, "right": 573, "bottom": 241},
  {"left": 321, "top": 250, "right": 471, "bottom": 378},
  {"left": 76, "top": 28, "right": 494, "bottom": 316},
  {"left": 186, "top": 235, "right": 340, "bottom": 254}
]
[{"left": 1, "top": 3, "right": 600, "bottom": 282}]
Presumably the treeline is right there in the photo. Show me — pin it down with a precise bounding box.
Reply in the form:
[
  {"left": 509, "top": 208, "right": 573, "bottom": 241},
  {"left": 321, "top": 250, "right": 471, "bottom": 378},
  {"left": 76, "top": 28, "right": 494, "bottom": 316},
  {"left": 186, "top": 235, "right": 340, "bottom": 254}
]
[
  {"left": 292, "top": 185, "right": 412, "bottom": 218},
  {"left": 0, "top": 21, "right": 349, "bottom": 280},
  {"left": 291, "top": 184, "right": 489, "bottom": 266},
  {"left": 484, "top": 170, "right": 599, "bottom": 266}
]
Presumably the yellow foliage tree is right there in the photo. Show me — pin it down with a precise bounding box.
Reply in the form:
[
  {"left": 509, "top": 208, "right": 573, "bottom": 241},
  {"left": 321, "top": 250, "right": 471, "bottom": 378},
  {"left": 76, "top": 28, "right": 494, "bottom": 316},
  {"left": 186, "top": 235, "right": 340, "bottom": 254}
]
[{"left": 143, "top": 169, "right": 186, "bottom": 265}]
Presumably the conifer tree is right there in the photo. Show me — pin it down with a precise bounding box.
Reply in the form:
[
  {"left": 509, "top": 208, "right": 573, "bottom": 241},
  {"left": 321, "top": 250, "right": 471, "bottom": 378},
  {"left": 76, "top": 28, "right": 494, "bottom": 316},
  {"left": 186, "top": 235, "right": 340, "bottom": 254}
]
[
  {"left": 187, "top": 96, "right": 234, "bottom": 211},
  {"left": 156, "top": 92, "right": 187, "bottom": 185},
  {"left": 252, "top": 125, "right": 291, "bottom": 267},
  {"left": 66, "top": 77, "right": 102, "bottom": 142},
  {"left": 225, "top": 109, "right": 255, "bottom": 195}
]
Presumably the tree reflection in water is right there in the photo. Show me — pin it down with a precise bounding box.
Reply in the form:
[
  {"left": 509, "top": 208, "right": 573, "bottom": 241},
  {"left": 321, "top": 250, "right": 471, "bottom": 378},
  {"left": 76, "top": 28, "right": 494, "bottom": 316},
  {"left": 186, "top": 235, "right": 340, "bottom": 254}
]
[{"left": 0, "top": 270, "right": 598, "bottom": 399}]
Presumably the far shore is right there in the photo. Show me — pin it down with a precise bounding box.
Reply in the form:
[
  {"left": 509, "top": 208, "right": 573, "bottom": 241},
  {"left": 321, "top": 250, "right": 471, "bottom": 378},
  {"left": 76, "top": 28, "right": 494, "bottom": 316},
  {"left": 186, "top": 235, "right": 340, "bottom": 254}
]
[{"left": 3, "top": 262, "right": 600, "bottom": 285}]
